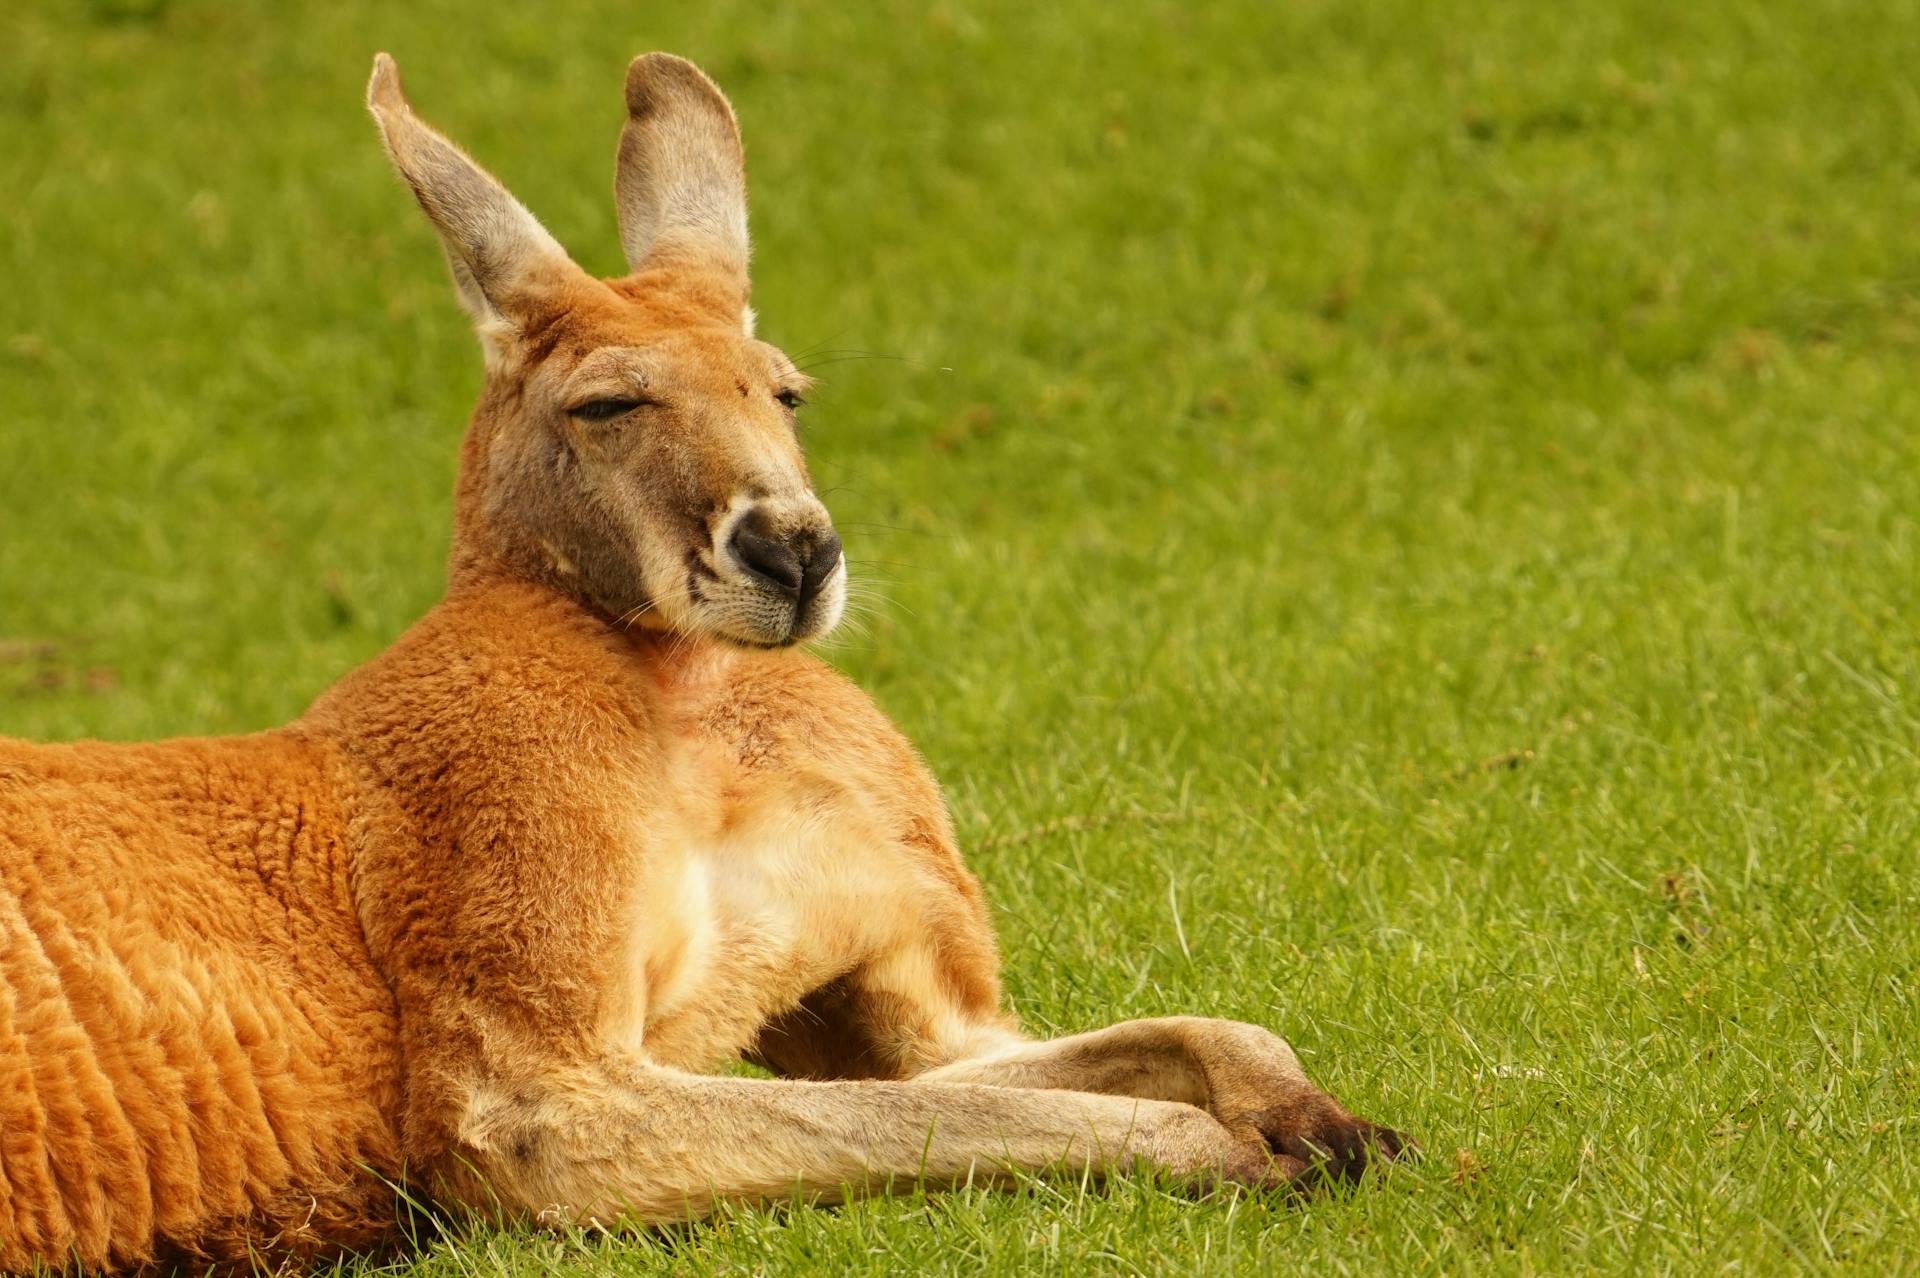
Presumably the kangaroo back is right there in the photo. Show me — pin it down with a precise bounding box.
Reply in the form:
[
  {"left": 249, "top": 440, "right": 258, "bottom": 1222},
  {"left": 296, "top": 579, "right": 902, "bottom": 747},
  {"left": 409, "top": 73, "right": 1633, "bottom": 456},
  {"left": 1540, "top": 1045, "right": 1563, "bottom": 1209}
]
[{"left": 0, "top": 735, "right": 402, "bottom": 1270}]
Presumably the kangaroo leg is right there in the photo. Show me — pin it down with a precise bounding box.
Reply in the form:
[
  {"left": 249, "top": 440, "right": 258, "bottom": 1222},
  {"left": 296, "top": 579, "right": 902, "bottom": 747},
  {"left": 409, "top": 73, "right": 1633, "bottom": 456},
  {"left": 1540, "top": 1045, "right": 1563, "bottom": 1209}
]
[
  {"left": 750, "top": 907, "right": 1407, "bottom": 1188},
  {"left": 447, "top": 1058, "right": 1272, "bottom": 1224},
  {"left": 751, "top": 976, "right": 1405, "bottom": 1187},
  {"left": 916, "top": 1017, "right": 1407, "bottom": 1184}
]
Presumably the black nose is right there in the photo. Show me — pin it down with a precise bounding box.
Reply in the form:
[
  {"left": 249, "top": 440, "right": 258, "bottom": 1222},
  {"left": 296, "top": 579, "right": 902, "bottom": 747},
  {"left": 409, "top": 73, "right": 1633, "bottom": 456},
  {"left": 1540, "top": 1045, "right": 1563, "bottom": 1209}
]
[{"left": 729, "top": 510, "right": 841, "bottom": 609}]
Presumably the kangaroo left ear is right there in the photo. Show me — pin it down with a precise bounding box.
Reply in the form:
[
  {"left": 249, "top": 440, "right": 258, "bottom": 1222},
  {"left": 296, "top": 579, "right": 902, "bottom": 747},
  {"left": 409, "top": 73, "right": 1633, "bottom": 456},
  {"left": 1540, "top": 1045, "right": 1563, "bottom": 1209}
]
[
  {"left": 614, "top": 54, "right": 751, "bottom": 293},
  {"left": 367, "top": 53, "right": 581, "bottom": 333}
]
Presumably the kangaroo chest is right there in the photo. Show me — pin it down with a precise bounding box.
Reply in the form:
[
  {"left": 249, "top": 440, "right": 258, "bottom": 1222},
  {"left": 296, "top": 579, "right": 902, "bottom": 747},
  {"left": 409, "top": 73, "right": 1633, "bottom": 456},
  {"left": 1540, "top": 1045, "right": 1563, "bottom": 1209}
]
[{"left": 608, "top": 745, "right": 912, "bottom": 1072}]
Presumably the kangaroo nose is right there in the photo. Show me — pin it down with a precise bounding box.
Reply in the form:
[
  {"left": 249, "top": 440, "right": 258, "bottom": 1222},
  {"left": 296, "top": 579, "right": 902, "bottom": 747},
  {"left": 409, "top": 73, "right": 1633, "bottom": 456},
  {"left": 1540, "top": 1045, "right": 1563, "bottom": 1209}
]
[
  {"left": 730, "top": 510, "right": 841, "bottom": 608},
  {"left": 799, "top": 529, "right": 842, "bottom": 608},
  {"left": 730, "top": 514, "right": 802, "bottom": 595}
]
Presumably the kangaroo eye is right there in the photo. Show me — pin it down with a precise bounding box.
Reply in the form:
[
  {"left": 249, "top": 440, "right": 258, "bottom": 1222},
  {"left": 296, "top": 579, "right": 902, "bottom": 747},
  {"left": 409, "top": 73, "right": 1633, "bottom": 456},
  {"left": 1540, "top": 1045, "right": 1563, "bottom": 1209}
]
[
  {"left": 775, "top": 388, "right": 805, "bottom": 411},
  {"left": 570, "top": 398, "right": 646, "bottom": 422}
]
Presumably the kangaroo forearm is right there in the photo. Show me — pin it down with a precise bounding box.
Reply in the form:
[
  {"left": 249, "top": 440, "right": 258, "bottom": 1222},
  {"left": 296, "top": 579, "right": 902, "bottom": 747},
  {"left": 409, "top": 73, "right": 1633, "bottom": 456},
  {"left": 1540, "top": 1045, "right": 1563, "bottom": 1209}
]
[{"left": 458, "top": 1066, "right": 1238, "bottom": 1222}]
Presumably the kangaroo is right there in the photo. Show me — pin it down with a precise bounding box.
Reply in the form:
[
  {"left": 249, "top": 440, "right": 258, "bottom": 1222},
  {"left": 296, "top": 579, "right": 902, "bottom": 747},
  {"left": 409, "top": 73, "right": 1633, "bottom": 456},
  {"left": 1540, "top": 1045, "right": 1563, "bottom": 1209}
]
[{"left": 0, "top": 54, "right": 1405, "bottom": 1272}]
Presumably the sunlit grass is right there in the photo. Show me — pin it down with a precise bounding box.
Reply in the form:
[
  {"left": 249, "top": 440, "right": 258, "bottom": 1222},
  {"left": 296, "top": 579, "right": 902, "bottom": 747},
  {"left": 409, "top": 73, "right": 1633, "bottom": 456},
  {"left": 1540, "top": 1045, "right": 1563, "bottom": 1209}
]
[{"left": 4, "top": 0, "right": 1919, "bottom": 1272}]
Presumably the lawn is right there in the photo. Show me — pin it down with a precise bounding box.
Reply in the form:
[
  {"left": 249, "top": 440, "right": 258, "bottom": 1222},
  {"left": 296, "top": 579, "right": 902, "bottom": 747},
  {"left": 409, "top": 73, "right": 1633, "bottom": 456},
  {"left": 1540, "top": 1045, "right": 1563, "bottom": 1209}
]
[{"left": 4, "top": 0, "right": 1920, "bottom": 1272}]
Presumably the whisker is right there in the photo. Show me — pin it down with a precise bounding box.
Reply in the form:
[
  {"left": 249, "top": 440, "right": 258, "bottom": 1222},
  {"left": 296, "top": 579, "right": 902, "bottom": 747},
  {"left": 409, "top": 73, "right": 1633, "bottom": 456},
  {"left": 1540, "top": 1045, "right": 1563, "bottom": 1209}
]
[
  {"left": 789, "top": 347, "right": 889, "bottom": 360},
  {"left": 839, "top": 576, "right": 917, "bottom": 624},
  {"left": 615, "top": 600, "right": 655, "bottom": 631},
  {"left": 782, "top": 329, "right": 856, "bottom": 363},
  {"left": 664, "top": 623, "right": 700, "bottom": 664},
  {"left": 833, "top": 521, "right": 955, "bottom": 541},
  {"left": 791, "top": 354, "right": 908, "bottom": 374},
  {"left": 815, "top": 608, "right": 878, "bottom": 655}
]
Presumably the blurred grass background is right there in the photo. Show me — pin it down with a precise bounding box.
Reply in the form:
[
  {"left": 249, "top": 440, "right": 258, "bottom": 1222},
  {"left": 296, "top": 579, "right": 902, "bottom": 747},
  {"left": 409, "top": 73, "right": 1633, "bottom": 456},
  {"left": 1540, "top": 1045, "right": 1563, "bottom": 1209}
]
[{"left": 4, "top": 0, "right": 1920, "bottom": 1272}]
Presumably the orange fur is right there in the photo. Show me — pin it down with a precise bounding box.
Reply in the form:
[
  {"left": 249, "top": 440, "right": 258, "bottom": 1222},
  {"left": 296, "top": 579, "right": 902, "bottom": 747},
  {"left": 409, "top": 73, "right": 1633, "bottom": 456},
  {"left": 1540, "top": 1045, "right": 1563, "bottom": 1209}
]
[
  {"left": 0, "top": 54, "right": 1401, "bottom": 1273},
  {"left": 0, "top": 735, "right": 400, "bottom": 1268}
]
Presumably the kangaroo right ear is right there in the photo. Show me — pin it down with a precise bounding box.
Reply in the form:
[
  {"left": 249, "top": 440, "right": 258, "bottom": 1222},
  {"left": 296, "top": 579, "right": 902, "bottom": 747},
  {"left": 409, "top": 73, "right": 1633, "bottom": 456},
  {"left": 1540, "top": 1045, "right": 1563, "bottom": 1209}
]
[{"left": 367, "top": 53, "right": 575, "bottom": 333}]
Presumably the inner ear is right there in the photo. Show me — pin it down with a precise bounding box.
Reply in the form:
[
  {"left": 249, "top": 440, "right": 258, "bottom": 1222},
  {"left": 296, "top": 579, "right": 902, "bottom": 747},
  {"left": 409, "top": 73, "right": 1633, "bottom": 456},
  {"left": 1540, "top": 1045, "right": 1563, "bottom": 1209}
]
[{"left": 614, "top": 54, "right": 750, "bottom": 284}]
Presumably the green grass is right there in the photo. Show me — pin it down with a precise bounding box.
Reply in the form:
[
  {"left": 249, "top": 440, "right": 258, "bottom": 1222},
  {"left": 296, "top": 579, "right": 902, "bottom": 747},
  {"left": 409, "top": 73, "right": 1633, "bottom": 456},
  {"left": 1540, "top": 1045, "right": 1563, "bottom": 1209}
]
[{"left": 5, "top": 0, "right": 1920, "bottom": 1272}]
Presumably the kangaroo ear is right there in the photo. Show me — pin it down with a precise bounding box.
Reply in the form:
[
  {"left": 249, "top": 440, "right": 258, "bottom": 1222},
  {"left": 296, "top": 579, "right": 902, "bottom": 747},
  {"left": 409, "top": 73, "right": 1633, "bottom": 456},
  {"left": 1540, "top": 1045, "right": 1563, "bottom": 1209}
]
[
  {"left": 615, "top": 54, "right": 750, "bottom": 287},
  {"left": 367, "top": 53, "right": 574, "bottom": 330}
]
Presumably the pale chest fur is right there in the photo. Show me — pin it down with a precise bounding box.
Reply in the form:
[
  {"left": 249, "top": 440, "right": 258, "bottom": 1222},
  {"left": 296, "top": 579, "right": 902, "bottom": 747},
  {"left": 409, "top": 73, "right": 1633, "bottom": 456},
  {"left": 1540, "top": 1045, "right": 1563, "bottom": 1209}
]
[{"left": 600, "top": 710, "right": 925, "bottom": 1071}]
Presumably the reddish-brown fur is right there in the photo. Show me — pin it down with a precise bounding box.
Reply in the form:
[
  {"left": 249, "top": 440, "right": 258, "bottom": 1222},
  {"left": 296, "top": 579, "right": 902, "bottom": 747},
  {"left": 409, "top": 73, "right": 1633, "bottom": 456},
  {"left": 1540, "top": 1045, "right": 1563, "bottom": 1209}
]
[
  {"left": 0, "top": 54, "right": 1402, "bottom": 1273},
  {"left": 0, "top": 735, "right": 401, "bottom": 1266}
]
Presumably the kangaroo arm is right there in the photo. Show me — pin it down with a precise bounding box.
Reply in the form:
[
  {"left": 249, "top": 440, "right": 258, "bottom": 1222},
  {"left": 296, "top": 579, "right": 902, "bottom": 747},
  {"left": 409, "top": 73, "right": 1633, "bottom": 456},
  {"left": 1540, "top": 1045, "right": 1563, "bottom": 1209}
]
[
  {"left": 449, "top": 1059, "right": 1262, "bottom": 1223},
  {"left": 916, "top": 1017, "right": 1406, "bottom": 1181}
]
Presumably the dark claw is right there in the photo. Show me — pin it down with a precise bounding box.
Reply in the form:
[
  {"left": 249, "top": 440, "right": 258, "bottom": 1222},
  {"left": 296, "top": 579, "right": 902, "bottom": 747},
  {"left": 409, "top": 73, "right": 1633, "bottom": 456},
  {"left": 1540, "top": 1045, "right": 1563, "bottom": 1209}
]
[{"left": 1255, "top": 1105, "right": 1411, "bottom": 1189}]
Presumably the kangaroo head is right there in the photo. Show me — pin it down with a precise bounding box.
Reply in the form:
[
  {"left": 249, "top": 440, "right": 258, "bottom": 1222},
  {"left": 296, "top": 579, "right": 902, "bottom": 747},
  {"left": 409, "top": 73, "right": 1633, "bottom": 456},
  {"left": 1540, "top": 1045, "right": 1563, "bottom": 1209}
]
[{"left": 367, "top": 53, "right": 843, "bottom": 648}]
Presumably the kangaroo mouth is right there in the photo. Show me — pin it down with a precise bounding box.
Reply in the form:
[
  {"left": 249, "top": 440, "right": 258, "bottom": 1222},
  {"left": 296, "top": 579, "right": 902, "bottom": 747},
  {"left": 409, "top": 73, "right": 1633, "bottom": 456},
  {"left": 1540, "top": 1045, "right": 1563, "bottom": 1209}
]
[{"left": 686, "top": 556, "right": 845, "bottom": 648}]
